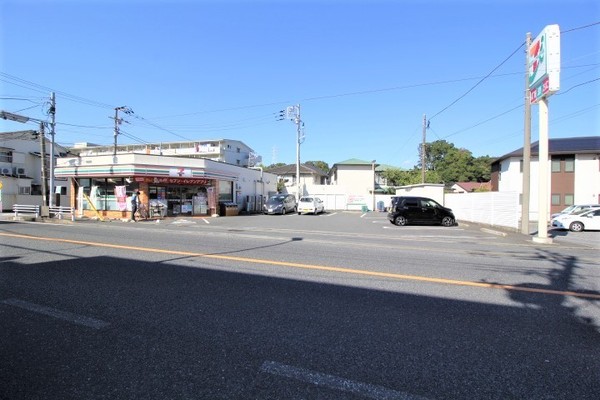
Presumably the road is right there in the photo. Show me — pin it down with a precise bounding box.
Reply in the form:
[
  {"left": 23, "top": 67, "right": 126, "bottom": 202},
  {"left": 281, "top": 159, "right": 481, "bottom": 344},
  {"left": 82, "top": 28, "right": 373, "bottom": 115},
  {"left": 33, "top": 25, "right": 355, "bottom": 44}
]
[{"left": 1, "top": 212, "right": 599, "bottom": 400}]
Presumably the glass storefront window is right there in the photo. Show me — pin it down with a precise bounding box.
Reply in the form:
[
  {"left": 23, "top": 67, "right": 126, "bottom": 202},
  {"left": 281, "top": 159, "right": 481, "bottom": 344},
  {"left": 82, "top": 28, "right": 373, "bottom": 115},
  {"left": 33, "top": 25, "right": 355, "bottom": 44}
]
[
  {"left": 219, "top": 180, "right": 233, "bottom": 202},
  {"left": 87, "top": 177, "right": 135, "bottom": 211}
]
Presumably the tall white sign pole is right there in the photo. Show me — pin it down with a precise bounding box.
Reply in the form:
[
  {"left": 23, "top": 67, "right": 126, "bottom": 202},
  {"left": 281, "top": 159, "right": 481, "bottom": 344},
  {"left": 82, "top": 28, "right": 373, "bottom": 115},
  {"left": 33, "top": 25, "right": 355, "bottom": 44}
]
[
  {"left": 528, "top": 24, "right": 560, "bottom": 244},
  {"left": 535, "top": 98, "right": 551, "bottom": 243}
]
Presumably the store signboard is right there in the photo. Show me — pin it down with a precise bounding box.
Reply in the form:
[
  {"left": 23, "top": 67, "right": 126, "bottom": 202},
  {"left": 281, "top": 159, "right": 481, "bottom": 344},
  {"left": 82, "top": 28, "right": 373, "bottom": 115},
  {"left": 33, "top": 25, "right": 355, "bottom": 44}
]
[{"left": 528, "top": 24, "right": 560, "bottom": 103}]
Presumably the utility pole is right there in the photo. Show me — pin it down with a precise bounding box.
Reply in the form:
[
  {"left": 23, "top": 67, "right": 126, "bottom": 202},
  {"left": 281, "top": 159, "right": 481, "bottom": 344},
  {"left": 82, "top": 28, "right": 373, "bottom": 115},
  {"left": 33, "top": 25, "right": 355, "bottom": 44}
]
[
  {"left": 277, "top": 105, "right": 304, "bottom": 201},
  {"left": 48, "top": 92, "right": 56, "bottom": 207},
  {"left": 295, "top": 104, "right": 302, "bottom": 201},
  {"left": 113, "top": 106, "right": 133, "bottom": 156},
  {"left": 39, "top": 122, "right": 48, "bottom": 206},
  {"left": 421, "top": 114, "right": 427, "bottom": 183},
  {"left": 521, "top": 33, "right": 532, "bottom": 235}
]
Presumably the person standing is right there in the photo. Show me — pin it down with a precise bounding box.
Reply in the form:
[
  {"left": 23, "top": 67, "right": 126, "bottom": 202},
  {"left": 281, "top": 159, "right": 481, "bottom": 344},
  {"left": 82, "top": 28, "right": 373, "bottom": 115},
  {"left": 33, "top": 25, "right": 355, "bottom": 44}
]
[{"left": 131, "top": 190, "right": 140, "bottom": 221}]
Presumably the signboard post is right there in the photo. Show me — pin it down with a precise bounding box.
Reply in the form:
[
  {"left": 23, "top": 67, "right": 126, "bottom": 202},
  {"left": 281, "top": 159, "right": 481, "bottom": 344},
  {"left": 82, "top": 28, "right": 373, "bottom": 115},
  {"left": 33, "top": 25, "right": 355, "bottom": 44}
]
[{"left": 528, "top": 24, "right": 560, "bottom": 244}]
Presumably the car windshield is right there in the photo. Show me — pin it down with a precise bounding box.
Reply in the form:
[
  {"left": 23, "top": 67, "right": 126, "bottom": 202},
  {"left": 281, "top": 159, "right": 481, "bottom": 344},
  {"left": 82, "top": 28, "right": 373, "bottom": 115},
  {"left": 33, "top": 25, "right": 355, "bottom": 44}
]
[
  {"left": 571, "top": 209, "right": 589, "bottom": 215},
  {"left": 559, "top": 205, "right": 577, "bottom": 214},
  {"left": 266, "top": 196, "right": 286, "bottom": 204}
]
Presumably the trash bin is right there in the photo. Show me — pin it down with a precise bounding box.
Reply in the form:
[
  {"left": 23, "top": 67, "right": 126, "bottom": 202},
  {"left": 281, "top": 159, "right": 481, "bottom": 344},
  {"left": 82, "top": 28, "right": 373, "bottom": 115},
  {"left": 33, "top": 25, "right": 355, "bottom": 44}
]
[
  {"left": 220, "top": 202, "right": 239, "bottom": 216},
  {"left": 377, "top": 201, "right": 385, "bottom": 212},
  {"left": 361, "top": 205, "right": 369, "bottom": 212}
]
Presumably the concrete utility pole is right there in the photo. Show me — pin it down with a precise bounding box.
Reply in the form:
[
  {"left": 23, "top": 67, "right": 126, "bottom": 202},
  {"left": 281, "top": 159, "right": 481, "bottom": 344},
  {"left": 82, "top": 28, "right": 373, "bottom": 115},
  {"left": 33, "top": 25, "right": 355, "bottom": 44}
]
[
  {"left": 295, "top": 104, "right": 302, "bottom": 201},
  {"left": 113, "top": 106, "right": 133, "bottom": 156},
  {"left": 49, "top": 92, "right": 56, "bottom": 207},
  {"left": 39, "top": 122, "right": 48, "bottom": 206},
  {"left": 521, "top": 33, "right": 532, "bottom": 235},
  {"left": 421, "top": 114, "right": 427, "bottom": 183}
]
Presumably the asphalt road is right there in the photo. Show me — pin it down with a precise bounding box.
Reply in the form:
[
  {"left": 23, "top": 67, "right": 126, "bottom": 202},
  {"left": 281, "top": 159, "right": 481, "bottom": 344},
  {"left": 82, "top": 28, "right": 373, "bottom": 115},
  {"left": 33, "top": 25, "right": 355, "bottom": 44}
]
[{"left": 1, "top": 212, "right": 599, "bottom": 400}]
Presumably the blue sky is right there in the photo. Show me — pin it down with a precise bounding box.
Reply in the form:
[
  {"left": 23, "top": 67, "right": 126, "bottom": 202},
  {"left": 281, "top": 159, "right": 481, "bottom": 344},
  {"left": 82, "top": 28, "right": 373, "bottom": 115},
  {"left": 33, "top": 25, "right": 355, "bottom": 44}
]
[{"left": 1, "top": 0, "right": 598, "bottom": 169}]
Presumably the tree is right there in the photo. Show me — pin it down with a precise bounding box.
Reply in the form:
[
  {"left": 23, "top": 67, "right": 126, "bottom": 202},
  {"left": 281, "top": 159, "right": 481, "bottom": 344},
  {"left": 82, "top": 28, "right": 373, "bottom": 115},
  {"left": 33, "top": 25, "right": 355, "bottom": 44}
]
[
  {"left": 382, "top": 168, "right": 442, "bottom": 186},
  {"left": 305, "top": 160, "right": 329, "bottom": 174},
  {"left": 417, "top": 140, "right": 491, "bottom": 184},
  {"left": 265, "top": 163, "right": 286, "bottom": 169}
]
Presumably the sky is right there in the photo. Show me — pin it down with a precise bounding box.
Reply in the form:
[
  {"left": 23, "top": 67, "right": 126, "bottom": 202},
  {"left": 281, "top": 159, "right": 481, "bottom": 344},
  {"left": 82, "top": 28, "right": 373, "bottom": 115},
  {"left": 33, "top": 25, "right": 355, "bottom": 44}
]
[{"left": 1, "top": 0, "right": 599, "bottom": 170}]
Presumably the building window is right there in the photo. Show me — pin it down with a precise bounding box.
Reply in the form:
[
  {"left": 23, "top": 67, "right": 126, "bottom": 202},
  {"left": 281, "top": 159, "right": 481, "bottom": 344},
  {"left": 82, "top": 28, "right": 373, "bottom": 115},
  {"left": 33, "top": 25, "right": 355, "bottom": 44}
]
[
  {"left": 551, "top": 159, "right": 561, "bottom": 173},
  {"left": 18, "top": 186, "right": 31, "bottom": 195},
  {"left": 0, "top": 150, "right": 13, "bottom": 163},
  {"left": 519, "top": 159, "right": 523, "bottom": 173},
  {"left": 564, "top": 194, "right": 574, "bottom": 206},
  {"left": 218, "top": 180, "right": 233, "bottom": 202},
  {"left": 564, "top": 157, "right": 574, "bottom": 172},
  {"left": 236, "top": 147, "right": 241, "bottom": 153},
  {"left": 551, "top": 194, "right": 561, "bottom": 206}
]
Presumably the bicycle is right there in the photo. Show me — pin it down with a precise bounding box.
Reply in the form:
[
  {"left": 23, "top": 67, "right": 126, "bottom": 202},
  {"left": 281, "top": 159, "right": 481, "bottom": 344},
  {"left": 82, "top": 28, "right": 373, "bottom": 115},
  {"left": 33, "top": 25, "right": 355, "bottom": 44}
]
[{"left": 135, "top": 203, "right": 149, "bottom": 220}]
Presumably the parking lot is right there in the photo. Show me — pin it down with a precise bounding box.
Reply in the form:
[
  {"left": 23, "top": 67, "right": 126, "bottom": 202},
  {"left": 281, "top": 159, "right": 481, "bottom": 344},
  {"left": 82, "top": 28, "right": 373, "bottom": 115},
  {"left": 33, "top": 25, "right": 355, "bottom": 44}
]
[{"left": 130, "top": 210, "right": 600, "bottom": 250}]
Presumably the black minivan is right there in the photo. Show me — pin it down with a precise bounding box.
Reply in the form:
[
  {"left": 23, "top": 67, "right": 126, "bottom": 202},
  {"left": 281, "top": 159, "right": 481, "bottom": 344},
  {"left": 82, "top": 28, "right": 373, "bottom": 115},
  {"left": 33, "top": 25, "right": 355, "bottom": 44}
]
[{"left": 387, "top": 196, "right": 455, "bottom": 227}]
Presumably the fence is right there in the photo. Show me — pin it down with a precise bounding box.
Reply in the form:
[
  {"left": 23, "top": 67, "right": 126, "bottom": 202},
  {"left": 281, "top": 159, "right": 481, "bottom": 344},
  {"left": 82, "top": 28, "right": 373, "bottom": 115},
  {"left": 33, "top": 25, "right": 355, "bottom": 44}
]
[
  {"left": 12, "top": 204, "right": 40, "bottom": 219},
  {"left": 445, "top": 191, "right": 520, "bottom": 230}
]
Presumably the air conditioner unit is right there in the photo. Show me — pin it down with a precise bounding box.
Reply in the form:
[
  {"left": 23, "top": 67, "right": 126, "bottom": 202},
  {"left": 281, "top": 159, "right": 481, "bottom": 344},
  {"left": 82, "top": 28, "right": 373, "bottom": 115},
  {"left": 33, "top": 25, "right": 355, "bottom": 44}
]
[
  {"left": 17, "top": 167, "right": 25, "bottom": 175},
  {"left": 1, "top": 167, "right": 10, "bottom": 175}
]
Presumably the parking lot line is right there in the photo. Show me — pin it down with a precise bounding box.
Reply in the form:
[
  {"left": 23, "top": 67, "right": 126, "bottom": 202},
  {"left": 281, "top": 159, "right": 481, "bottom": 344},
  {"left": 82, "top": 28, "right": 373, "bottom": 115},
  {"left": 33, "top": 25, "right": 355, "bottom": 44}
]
[
  {"left": 1, "top": 298, "right": 110, "bottom": 329},
  {"left": 261, "top": 360, "right": 430, "bottom": 400}
]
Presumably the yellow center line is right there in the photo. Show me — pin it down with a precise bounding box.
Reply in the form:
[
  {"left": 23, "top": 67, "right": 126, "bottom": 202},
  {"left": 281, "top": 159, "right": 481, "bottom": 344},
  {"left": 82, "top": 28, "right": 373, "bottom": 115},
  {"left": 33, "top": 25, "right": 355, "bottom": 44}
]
[{"left": 2, "top": 232, "right": 599, "bottom": 300}]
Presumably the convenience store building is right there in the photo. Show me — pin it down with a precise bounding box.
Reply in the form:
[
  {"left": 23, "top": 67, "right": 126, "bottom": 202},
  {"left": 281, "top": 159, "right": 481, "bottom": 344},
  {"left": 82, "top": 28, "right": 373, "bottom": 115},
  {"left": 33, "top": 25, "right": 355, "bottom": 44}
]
[{"left": 54, "top": 153, "right": 277, "bottom": 219}]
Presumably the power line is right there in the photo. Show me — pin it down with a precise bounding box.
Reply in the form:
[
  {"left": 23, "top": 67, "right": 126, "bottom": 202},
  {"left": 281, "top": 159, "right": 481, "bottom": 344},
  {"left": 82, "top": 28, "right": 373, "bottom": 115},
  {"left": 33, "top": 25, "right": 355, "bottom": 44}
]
[
  {"left": 429, "top": 42, "right": 525, "bottom": 121},
  {"left": 561, "top": 21, "right": 600, "bottom": 34}
]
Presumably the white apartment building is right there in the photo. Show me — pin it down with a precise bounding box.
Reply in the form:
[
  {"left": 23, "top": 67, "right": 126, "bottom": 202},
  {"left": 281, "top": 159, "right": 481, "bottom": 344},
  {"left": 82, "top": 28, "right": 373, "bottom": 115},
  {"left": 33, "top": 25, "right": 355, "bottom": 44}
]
[
  {"left": 71, "top": 139, "right": 259, "bottom": 167},
  {"left": 491, "top": 136, "right": 600, "bottom": 220},
  {"left": 0, "top": 130, "right": 70, "bottom": 210}
]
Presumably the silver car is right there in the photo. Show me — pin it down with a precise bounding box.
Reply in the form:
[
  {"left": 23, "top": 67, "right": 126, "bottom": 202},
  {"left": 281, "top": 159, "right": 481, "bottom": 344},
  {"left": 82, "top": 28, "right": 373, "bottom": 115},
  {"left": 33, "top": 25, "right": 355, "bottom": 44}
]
[{"left": 263, "top": 194, "right": 297, "bottom": 215}]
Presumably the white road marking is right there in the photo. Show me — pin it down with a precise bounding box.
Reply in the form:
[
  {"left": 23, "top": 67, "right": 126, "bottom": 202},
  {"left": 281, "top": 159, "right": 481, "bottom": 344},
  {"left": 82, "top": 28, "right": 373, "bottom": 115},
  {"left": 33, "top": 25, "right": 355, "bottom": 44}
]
[
  {"left": 202, "top": 218, "right": 210, "bottom": 224},
  {"left": 261, "top": 360, "right": 431, "bottom": 400},
  {"left": 325, "top": 212, "right": 337, "bottom": 217},
  {"left": 1, "top": 298, "right": 110, "bottom": 330}
]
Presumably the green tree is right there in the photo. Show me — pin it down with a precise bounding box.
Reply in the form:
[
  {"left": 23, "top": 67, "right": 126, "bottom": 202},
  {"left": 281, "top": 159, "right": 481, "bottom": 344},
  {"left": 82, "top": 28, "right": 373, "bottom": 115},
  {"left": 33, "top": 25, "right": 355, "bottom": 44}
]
[
  {"left": 305, "top": 160, "right": 330, "bottom": 174},
  {"left": 417, "top": 140, "right": 491, "bottom": 184},
  {"left": 382, "top": 168, "right": 442, "bottom": 186}
]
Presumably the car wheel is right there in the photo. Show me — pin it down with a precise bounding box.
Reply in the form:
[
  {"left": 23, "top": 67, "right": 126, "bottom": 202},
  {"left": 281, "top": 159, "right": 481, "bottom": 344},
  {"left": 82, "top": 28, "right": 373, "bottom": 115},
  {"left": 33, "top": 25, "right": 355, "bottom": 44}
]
[
  {"left": 569, "top": 221, "right": 584, "bottom": 232},
  {"left": 441, "top": 216, "right": 454, "bottom": 227},
  {"left": 394, "top": 216, "right": 408, "bottom": 226}
]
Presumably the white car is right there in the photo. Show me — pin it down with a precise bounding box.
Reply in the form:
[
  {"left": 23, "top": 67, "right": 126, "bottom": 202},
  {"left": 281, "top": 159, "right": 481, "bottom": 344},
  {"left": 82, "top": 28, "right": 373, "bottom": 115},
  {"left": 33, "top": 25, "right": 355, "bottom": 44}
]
[
  {"left": 551, "top": 208, "right": 600, "bottom": 232},
  {"left": 551, "top": 204, "right": 600, "bottom": 219},
  {"left": 297, "top": 196, "right": 325, "bottom": 215}
]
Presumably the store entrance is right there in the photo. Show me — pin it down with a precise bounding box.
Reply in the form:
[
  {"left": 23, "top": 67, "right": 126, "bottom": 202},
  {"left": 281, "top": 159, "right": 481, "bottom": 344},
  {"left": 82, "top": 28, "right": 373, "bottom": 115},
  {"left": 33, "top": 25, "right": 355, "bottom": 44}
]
[{"left": 164, "top": 186, "right": 208, "bottom": 216}]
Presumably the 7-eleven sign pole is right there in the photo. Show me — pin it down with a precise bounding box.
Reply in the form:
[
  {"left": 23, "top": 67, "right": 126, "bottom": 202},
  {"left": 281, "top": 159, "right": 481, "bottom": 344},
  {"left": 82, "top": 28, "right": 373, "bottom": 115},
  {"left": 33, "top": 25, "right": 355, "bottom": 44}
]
[{"left": 528, "top": 24, "right": 560, "bottom": 244}]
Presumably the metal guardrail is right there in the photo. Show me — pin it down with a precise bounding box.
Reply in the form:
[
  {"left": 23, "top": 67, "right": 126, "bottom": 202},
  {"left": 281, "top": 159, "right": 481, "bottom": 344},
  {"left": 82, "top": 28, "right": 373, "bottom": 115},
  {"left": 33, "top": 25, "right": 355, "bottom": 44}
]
[
  {"left": 49, "top": 206, "right": 74, "bottom": 220},
  {"left": 12, "top": 204, "right": 40, "bottom": 218},
  {"left": 12, "top": 204, "right": 75, "bottom": 221}
]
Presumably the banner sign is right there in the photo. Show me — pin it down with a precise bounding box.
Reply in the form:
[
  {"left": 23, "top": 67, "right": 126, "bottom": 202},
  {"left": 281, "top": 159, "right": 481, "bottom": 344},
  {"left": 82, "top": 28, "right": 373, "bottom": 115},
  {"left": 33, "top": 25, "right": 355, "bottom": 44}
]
[{"left": 135, "top": 177, "right": 212, "bottom": 185}]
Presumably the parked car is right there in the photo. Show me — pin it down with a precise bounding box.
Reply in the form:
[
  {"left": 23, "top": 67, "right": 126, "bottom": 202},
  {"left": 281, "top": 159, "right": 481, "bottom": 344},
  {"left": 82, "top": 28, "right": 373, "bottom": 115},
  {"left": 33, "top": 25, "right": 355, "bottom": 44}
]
[
  {"left": 297, "top": 196, "right": 325, "bottom": 215},
  {"left": 263, "top": 194, "right": 297, "bottom": 215},
  {"left": 387, "top": 196, "right": 455, "bottom": 227},
  {"left": 550, "top": 204, "right": 600, "bottom": 219},
  {"left": 551, "top": 208, "right": 600, "bottom": 232}
]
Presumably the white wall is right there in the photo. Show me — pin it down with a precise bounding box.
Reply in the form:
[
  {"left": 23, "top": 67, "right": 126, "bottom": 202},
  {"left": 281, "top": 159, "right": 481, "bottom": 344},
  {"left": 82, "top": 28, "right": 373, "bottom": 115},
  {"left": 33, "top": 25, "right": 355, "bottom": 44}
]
[
  {"left": 574, "top": 155, "right": 600, "bottom": 204},
  {"left": 446, "top": 191, "right": 520, "bottom": 230}
]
